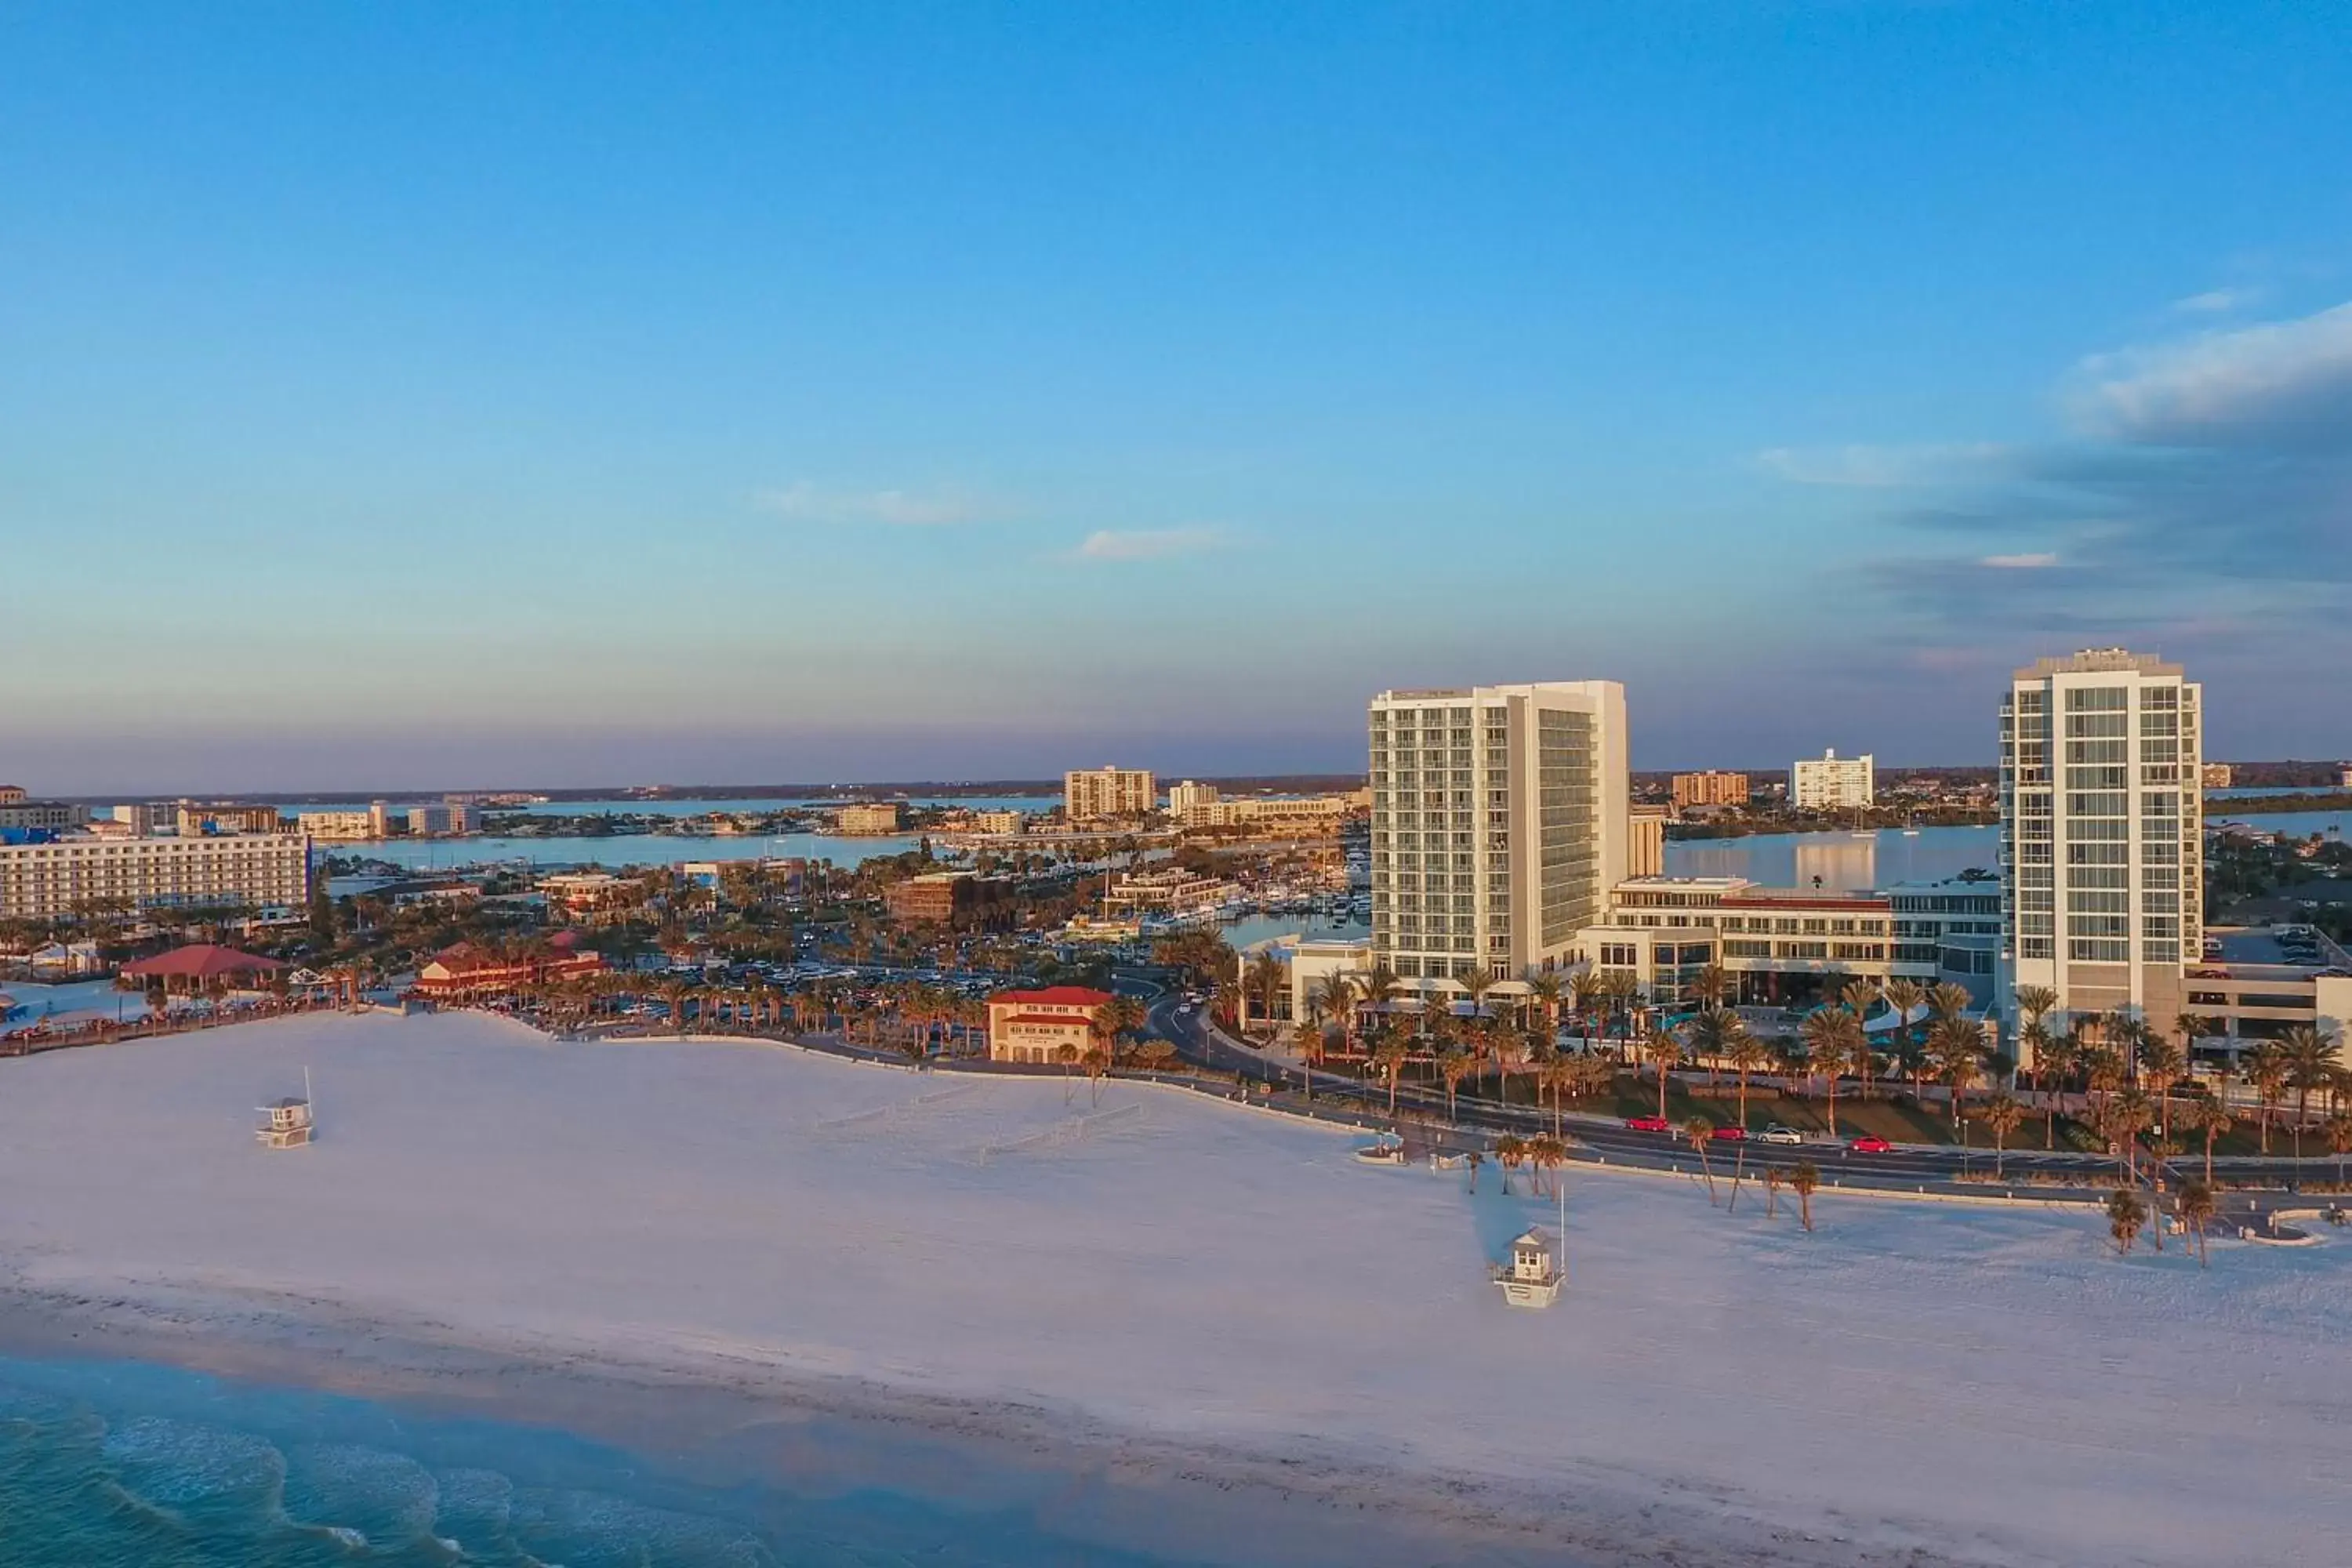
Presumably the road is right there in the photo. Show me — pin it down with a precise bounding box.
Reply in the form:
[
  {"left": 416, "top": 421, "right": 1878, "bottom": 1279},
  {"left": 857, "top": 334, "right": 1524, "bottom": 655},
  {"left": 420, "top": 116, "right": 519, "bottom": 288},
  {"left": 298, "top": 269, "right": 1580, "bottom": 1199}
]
[{"left": 1129, "top": 968, "right": 2346, "bottom": 1212}]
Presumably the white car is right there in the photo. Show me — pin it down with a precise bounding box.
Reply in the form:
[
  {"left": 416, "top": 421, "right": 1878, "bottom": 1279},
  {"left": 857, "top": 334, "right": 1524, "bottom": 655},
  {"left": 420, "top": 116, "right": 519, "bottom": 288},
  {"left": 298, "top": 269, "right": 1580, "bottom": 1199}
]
[{"left": 1757, "top": 1124, "right": 1805, "bottom": 1145}]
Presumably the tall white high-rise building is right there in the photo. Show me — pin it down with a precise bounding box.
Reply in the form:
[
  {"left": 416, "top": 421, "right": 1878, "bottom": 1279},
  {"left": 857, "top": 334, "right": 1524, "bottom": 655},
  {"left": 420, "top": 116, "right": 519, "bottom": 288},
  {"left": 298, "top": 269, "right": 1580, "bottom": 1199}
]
[
  {"left": 1367, "top": 682, "right": 1629, "bottom": 993},
  {"left": 1791, "top": 748, "right": 1875, "bottom": 810},
  {"left": 1064, "top": 767, "right": 1157, "bottom": 822},
  {"left": 1999, "top": 649, "right": 2202, "bottom": 1026}
]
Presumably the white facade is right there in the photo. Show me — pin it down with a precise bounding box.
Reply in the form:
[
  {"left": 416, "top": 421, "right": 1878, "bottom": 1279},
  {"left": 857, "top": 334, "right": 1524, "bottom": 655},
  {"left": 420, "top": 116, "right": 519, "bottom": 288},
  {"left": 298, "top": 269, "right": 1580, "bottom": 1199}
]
[
  {"left": 1368, "top": 681, "right": 1629, "bottom": 991},
  {"left": 1167, "top": 779, "right": 1220, "bottom": 825},
  {"left": 1999, "top": 649, "right": 2202, "bottom": 1026},
  {"left": 1064, "top": 767, "right": 1156, "bottom": 822},
  {"left": 297, "top": 809, "right": 378, "bottom": 840},
  {"left": 1791, "top": 749, "right": 1875, "bottom": 810},
  {"left": 0, "top": 833, "right": 310, "bottom": 920}
]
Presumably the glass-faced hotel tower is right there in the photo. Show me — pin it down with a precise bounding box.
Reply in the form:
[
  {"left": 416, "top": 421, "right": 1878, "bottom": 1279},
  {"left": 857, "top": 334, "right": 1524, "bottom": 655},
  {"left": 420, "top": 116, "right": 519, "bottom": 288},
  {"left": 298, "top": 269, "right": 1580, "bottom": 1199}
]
[
  {"left": 1368, "top": 682, "right": 1630, "bottom": 992},
  {"left": 1999, "top": 649, "right": 2202, "bottom": 1026}
]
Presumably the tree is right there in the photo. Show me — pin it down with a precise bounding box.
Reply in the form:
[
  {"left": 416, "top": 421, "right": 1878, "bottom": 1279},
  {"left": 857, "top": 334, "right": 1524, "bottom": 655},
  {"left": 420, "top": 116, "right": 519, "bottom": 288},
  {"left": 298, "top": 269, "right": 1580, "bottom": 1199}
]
[
  {"left": 1055, "top": 1041, "right": 1081, "bottom": 1102},
  {"left": 1242, "top": 951, "right": 1287, "bottom": 1040},
  {"left": 1929, "top": 1017, "right": 1984, "bottom": 1130},
  {"left": 1436, "top": 1048, "right": 1474, "bottom": 1121},
  {"left": 2013, "top": 984, "right": 2058, "bottom": 1034},
  {"left": 1686, "top": 1006, "right": 1737, "bottom": 1088},
  {"left": 1494, "top": 1133, "right": 1526, "bottom": 1195},
  {"left": 1980, "top": 1094, "right": 2027, "bottom": 1181},
  {"left": 2107, "top": 1187, "right": 2149, "bottom": 1256},
  {"left": 2283, "top": 1025, "right": 2339, "bottom": 1159},
  {"left": 1881, "top": 977, "right": 1926, "bottom": 1065},
  {"left": 2176, "top": 1180, "right": 2218, "bottom": 1269},
  {"left": 1453, "top": 963, "right": 1496, "bottom": 1025},
  {"left": 1373, "top": 1036, "right": 1410, "bottom": 1116},
  {"left": 1726, "top": 1025, "right": 1769, "bottom": 1131},
  {"left": 2099, "top": 1088, "right": 2155, "bottom": 1186},
  {"left": 1788, "top": 1160, "right": 1820, "bottom": 1232},
  {"left": 1523, "top": 969, "right": 1566, "bottom": 1041},
  {"left": 1315, "top": 971, "right": 1360, "bottom": 1058},
  {"left": 1690, "top": 962, "right": 1732, "bottom": 1013},
  {"left": 2137, "top": 1034, "right": 2187, "bottom": 1141},
  {"left": 1799, "top": 1007, "right": 1859, "bottom": 1138},
  {"left": 2328, "top": 1108, "right": 2352, "bottom": 1191},
  {"left": 1082, "top": 1046, "right": 1110, "bottom": 1106},
  {"left": 2243, "top": 1040, "right": 2290, "bottom": 1154},
  {"left": 2178, "top": 1094, "right": 2234, "bottom": 1188},
  {"left": 1528, "top": 1134, "right": 1566, "bottom": 1199},
  {"left": 1762, "top": 1165, "right": 1783, "bottom": 1219},
  {"left": 1682, "top": 1116, "right": 1718, "bottom": 1203},
  {"left": 2030, "top": 1025, "right": 2076, "bottom": 1149},
  {"left": 1839, "top": 978, "right": 1882, "bottom": 1098},
  {"left": 1641, "top": 1027, "right": 1683, "bottom": 1121}
]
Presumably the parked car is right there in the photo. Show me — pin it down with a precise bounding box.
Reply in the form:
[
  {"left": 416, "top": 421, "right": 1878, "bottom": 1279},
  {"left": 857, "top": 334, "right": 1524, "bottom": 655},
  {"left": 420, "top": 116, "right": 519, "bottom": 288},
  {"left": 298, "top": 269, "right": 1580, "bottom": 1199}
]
[
  {"left": 1624, "top": 1115, "right": 1673, "bottom": 1133},
  {"left": 1848, "top": 1134, "right": 1895, "bottom": 1154},
  {"left": 1757, "top": 1124, "right": 1804, "bottom": 1145},
  {"left": 1709, "top": 1125, "right": 1748, "bottom": 1142}
]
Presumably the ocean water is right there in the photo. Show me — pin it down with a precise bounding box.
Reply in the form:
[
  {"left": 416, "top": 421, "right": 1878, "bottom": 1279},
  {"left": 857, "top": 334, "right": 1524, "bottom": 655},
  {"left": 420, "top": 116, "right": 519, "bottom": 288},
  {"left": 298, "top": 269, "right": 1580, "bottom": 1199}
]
[{"left": 0, "top": 1354, "right": 1184, "bottom": 1567}]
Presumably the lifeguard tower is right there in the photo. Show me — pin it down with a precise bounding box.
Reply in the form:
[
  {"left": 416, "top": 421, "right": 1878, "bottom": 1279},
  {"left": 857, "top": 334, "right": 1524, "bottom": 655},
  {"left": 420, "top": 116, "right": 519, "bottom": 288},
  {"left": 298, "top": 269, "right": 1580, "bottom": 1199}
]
[
  {"left": 1494, "top": 1227, "right": 1563, "bottom": 1308},
  {"left": 256, "top": 1070, "right": 315, "bottom": 1149}
]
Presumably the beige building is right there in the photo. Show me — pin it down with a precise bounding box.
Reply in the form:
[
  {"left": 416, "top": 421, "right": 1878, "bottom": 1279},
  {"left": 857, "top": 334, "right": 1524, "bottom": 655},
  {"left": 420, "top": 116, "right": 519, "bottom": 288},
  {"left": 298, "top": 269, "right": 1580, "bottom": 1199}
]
[
  {"left": 296, "top": 809, "right": 379, "bottom": 840},
  {"left": 1791, "top": 750, "right": 1874, "bottom": 810},
  {"left": 1065, "top": 767, "right": 1156, "bottom": 822},
  {"left": 967, "top": 808, "right": 1030, "bottom": 834},
  {"left": 1627, "top": 806, "right": 1667, "bottom": 878},
  {"left": 1368, "top": 681, "right": 1630, "bottom": 993},
  {"left": 1999, "top": 648, "right": 2202, "bottom": 1028},
  {"left": 2201, "top": 762, "right": 2234, "bottom": 789},
  {"left": 834, "top": 801, "right": 906, "bottom": 835},
  {"left": 1179, "top": 791, "right": 1363, "bottom": 833},
  {"left": 110, "top": 802, "right": 176, "bottom": 835},
  {"left": 0, "top": 833, "right": 310, "bottom": 920},
  {"left": 986, "top": 985, "right": 1112, "bottom": 1064},
  {"left": 0, "top": 798, "right": 88, "bottom": 833},
  {"left": 1167, "top": 779, "right": 1221, "bottom": 825},
  {"left": 1671, "top": 771, "right": 1751, "bottom": 809},
  {"left": 176, "top": 802, "right": 285, "bottom": 837}
]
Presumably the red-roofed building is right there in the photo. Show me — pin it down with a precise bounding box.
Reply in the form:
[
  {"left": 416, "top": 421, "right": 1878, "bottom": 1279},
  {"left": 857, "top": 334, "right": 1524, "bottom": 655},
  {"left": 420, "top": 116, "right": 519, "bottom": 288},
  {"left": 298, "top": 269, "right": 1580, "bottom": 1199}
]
[
  {"left": 415, "top": 938, "right": 604, "bottom": 1000},
  {"left": 986, "top": 985, "right": 1112, "bottom": 1064},
  {"left": 122, "top": 944, "right": 288, "bottom": 993}
]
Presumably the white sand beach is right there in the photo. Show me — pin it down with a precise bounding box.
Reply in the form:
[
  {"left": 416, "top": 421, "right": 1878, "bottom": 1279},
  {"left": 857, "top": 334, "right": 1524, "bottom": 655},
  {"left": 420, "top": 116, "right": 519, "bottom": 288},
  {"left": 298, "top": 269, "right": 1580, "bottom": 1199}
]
[{"left": 2, "top": 1011, "right": 2346, "bottom": 1566}]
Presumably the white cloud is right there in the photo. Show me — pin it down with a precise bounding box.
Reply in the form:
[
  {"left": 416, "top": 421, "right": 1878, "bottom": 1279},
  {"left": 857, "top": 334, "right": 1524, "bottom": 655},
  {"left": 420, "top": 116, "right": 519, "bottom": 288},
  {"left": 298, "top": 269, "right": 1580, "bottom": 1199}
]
[
  {"left": 2069, "top": 300, "right": 2352, "bottom": 445},
  {"left": 1755, "top": 442, "right": 2009, "bottom": 487},
  {"left": 1072, "top": 528, "right": 1221, "bottom": 562},
  {"left": 2170, "top": 287, "right": 2259, "bottom": 315},
  {"left": 1979, "top": 552, "right": 2060, "bottom": 569},
  {"left": 755, "top": 482, "right": 984, "bottom": 526}
]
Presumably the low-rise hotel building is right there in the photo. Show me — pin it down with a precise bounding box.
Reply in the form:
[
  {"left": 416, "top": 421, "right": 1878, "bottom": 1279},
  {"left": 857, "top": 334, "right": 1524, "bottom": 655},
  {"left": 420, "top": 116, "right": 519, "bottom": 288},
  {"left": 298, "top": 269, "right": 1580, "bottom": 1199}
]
[
  {"left": 297, "top": 809, "right": 379, "bottom": 840},
  {"left": 176, "top": 802, "right": 285, "bottom": 837},
  {"left": 0, "top": 833, "right": 310, "bottom": 920},
  {"left": 835, "top": 802, "right": 906, "bottom": 835},
  {"left": 415, "top": 937, "right": 604, "bottom": 1000},
  {"left": 1671, "top": 771, "right": 1751, "bottom": 809},
  {"left": 0, "top": 797, "right": 89, "bottom": 833},
  {"left": 986, "top": 985, "right": 1111, "bottom": 1063},
  {"left": 884, "top": 869, "right": 1006, "bottom": 924}
]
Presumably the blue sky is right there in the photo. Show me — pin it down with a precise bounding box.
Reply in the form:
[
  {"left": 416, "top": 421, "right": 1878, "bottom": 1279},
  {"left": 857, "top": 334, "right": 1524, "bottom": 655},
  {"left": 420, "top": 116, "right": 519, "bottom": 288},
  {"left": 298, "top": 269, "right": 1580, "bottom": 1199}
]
[{"left": 5, "top": 2, "right": 2349, "bottom": 793}]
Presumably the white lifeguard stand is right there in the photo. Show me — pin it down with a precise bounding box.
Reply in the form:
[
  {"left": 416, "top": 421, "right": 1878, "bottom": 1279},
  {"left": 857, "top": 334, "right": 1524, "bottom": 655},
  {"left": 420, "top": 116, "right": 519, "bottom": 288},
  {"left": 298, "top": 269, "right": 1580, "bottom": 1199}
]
[
  {"left": 256, "top": 1069, "right": 315, "bottom": 1149},
  {"left": 1494, "top": 1227, "right": 1563, "bottom": 1308}
]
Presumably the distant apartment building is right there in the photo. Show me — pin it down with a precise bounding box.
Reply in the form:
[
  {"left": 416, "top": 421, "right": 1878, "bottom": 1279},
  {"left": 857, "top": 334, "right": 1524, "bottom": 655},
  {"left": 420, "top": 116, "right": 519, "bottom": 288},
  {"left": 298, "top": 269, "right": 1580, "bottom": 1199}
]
[
  {"left": 176, "top": 802, "right": 284, "bottom": 837},
  {"left": 1791, "top": 750, "right": 1875, "bottom": 811},
  {"left": 296, "top": 809, "right": 379, "bottom": 840},
  {"left": 2000, "top": 648, "right": 2202, "bottom": 1027},
  {"left": 0, "top": 797, "right": 88, "bottom": 833},
  {"left": 1180, "top": 793, "right": 1364, "bottom": 834},
  {"left": 2341, "top": 764, "right": 2352, "bottom": 789},
  {"left": 537, "top": 871, "right": 636, "bottom": 919},
  {"left": 1064, "top": 767, "right": 1156, "bottom": 823},
  {"left": 110, "top": 803, "right": 177, "bottom": 836},
  {"left": 405, "top": 803, "right": 478, "bottom": 837},
  {"left": 1167, "top": 780, "right": 1221, "bottom": 825},
  {"left": 1105, "top": 866, "right": 1232, "bottom": 915},
  {"left": 0, "top": 786, "right": 23, "bottom": 805},
  {"left": 967, "top": 808, "right": 1029, "bottom": 835},
  {"left": 2201, "top": 762, "right": 2234, "bottom": 790},
  {"left": 1671, "top": 771, "right": 1751, "bottom": 809},
  {"left": 1368, "top": 681, "right": 1630, "bottom": 989},
  {"left": 0, "top": 833, "right": 310, "bottom": 920},
  {"left": 884, "top": 869, "right": 1005, "bottom": 924},
  {"left": 986, "top": 985, "right": 1112, "bottom": 1064},
  {"left": 834, "top": 801, "right": 906, "bottom": 835}
]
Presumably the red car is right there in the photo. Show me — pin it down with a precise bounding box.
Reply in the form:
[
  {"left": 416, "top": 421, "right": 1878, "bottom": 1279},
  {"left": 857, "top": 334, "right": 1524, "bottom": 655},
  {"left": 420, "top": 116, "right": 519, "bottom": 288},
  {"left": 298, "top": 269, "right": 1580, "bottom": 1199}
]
[
  {"left": 1848, "top": 1135, "right": 1895, "bottom": 1153},
  {"left": 1624, "top": 1115, "right": 1672, "bottom": 1133},
  {"left": 1709, "top": 1125, "right": 1748, "bottom": 1142}
]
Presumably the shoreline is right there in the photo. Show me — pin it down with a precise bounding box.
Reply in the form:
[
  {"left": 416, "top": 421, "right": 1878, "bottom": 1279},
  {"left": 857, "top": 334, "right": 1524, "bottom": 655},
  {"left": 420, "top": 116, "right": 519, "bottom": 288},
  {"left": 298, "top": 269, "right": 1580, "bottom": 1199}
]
[{"left": 0, "top": 1274, "right": 1980, "bottom": 1568}]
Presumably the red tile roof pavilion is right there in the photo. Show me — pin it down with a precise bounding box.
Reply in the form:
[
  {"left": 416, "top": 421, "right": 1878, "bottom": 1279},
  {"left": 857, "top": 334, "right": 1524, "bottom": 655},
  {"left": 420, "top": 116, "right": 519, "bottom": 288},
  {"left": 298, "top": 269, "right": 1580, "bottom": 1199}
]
[{"left": 121, "top": 944, "right": 289, "bottom": 981}]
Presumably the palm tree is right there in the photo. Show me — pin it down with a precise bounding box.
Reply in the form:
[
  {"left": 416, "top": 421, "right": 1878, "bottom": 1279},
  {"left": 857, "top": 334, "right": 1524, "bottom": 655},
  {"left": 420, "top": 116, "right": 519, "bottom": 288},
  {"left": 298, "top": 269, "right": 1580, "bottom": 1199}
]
[
  {"left": 1726, "top": 1025, "right": 1769, "bottom": 1131},
  {"left": 1640, "top": 1027, "right": 1682, "bottom": 1121},
  {"left": 1788, "top": 1160, "right": 1820, "bottom": 1232},
  {"left": 2042, "top": 1029, "right": 2079, "bottom": 1152},
  {"left": 1528, "top": 1134, "right": 1566, "bottom": 1199},
  {"left": 1316, "top": 971, "right": 1360, "bottom": 1059},
  {"left": 2244, "top": 1040, "right": 2290, "bottom": 1154},
  {"left": 2176, "top": 1180, "right": 2217, "bottom": 1269},
  {"left": 2178, "top": 1094, "right": 2234, "bottom": 1187},
  {"left": 1294, "top": 1013, "right": 1326, "bottom": 1104},
  {"left": 1570, "top": 968, "right": 1606, "bottom": 1049},
  {"left": 1799, "top": 1006, "right": 1857, "bottom": 1138},
  {"left": 1055, "top": 1041, "right": 1081, "bottom": 1102},
  {"left": 1082, "top": 1046, "right": 1109, "bottom": 1105},
  {"left": 1686, "top": 1006, "right": 1737, "bottom": 1087},
  {"left": 2327, "top": 1109, "right": 2352, "bottom": 1190},
  {"left": 1097, "top": 994, "right": 1147, "bottom": 1062},
  {"left": 1603, "top": 971, "right": 1643, "bottom": 1054},
  {"left": 2283, "top": 1025, "right": 2337, "bottom": 1159},
  {"left": 1242, "top": 951, "right": 1286, "bottom": 1040},
  {"left": 1839, "top": 978, "right": 1882, "bottom": 1096},
  {"left": 1881, "top": 976, "right": 1926, "bottom": 1062},
  {"left": 1929, "top": 1017, "right": 1984, "bottom": 1130},
  {"left": 1436, "top": 1048, "right": 1474, "bottom": 1121},
  {"left": 1980, "top": 1094, "right": 2026, "bottom": 1180},
  {"left": 1358, "top": 965, "right": 1402, "bottom": 1023},
  {"left": 2106, "top": 1186, "right": 2148, "bottom": 1256},
  {"left": 2013, "top": 983, "right": 2058, "bottom": 1035},
  {"left": 1494, "top": 1133, "right": 1526, "bottom": 1195},
  {"left": 1682, "top": 1116, "right": 1718, "bottom": 1203},
  {"left": 1373, "top": 1036, "right": 1410, "bottom": 1116},
  {"left": 2100, "top": 1088, "right": 2155, "bottom": 1186},
  {"left": 1690, "top": 962, "right": 1732, "bottom": 1014},
  {"left": 2138, "top": 1034, "right": 2187, "bottom": 1141}
]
